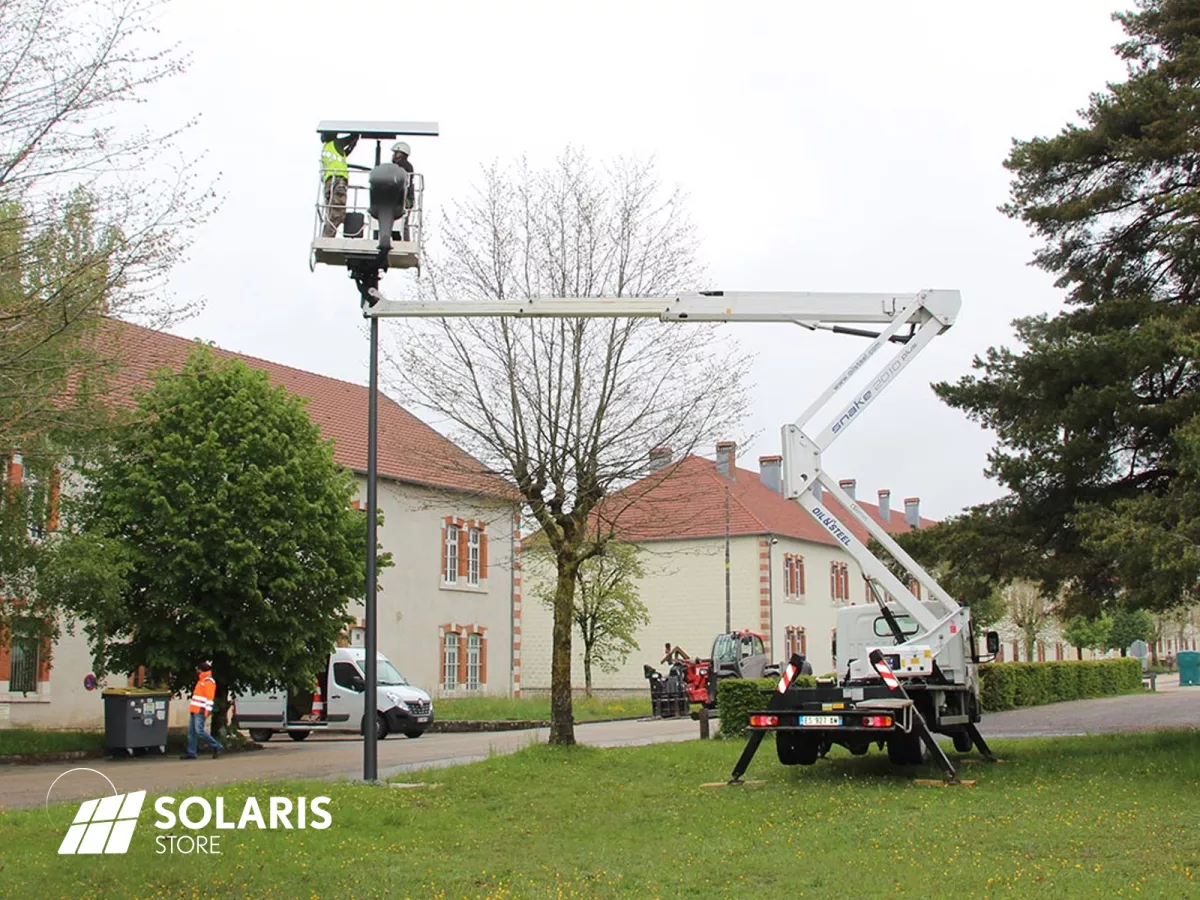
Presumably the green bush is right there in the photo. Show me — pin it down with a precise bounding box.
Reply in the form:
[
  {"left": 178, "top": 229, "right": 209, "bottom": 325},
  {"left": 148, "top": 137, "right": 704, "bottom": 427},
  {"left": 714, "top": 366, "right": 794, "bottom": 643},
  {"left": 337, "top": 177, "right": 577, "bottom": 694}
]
[
  {"left": 980, "top": 658, "right": 1142, "bottom": 711},
  {"left": 717, "top": 675, "right": 816, "bottom": 738}
]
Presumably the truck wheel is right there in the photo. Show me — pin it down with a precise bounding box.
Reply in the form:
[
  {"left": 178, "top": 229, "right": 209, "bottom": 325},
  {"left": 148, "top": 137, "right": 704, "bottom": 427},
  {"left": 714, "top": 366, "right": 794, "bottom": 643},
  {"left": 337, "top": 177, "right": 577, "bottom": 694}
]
[
  {"left": 404, "top": 729, "right": 425, "bottom": 739},
  {"left": 952, "top": 731, "right": 973, "bottom": 753},
  {"left": 363, "top": 713, "right": 389, "bottom": 740},
  {"left": 288, "top": 730, "right": 311, "bottom": 742},
  {"left": 776, "top": 732, "right": 820, "bottom": 766},
  {"left": 248, "top": 729, "right": 274, "bottom": 743}
]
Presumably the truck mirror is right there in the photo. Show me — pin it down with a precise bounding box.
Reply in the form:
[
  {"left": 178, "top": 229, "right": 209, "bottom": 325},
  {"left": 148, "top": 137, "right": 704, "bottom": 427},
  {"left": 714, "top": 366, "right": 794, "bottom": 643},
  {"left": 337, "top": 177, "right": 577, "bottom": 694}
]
[
  {"left": 351, "top": 674, "right": 366, "bottom": 692},
  {"left": 985, "top": 631, "right": 1000, "bottom": 655}
]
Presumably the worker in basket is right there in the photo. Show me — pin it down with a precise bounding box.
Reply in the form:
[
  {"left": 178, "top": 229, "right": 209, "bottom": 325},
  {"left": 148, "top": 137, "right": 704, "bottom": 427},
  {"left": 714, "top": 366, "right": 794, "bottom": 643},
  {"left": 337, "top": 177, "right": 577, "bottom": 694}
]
[
  {"left": 320, "top": 131, "right": 359, "bottom": 237},
  {"left": 389, "top": 140, "right": 416, "bottom": 241}
]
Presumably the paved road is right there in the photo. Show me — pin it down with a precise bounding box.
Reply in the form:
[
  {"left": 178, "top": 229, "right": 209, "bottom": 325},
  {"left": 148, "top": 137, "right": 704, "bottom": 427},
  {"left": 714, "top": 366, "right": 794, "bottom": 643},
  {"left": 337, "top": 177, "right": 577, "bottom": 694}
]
[
  {"left": 0, "top": 716, "right": 702, "bottom": 811},
  {"left": 978, "top": 673, "right": 1198, "bottom": 738},
  {"left": 3, "top": 678, "right": 1195, "bottom": 811}
]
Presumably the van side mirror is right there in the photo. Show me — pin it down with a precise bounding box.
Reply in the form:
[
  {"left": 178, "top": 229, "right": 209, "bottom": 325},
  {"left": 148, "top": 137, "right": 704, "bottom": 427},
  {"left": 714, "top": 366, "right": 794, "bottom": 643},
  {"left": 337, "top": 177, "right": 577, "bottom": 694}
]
[
  {"left": 985, "top": 631, "right": 1000, "bottom": 655},
  {"left": 351, "top": 674, "right": 366, "bottom": 692}
]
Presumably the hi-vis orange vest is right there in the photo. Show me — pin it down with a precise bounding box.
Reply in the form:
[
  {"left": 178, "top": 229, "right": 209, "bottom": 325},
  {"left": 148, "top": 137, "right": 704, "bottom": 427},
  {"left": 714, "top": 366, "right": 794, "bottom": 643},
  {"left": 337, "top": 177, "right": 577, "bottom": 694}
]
[{"left": 188, "top": 671, "right": 216, "bottom": 715}]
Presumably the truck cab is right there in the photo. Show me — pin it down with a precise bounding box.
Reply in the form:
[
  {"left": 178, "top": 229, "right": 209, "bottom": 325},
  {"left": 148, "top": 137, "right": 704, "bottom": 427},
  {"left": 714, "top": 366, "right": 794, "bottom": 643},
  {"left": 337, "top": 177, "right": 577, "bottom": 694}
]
[{"left": 233, "top": 647, "right": 433, "bottom": 743}]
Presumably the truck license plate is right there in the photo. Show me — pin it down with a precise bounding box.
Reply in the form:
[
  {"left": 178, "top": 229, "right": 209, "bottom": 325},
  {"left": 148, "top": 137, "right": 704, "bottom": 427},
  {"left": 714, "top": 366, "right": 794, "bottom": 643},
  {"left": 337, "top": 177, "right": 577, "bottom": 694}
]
[
  {"left": 799, "top": 715, "right": 842, "bottom": 726},
  {"left": 417, "top": 716, "right": 429, "bottom": 723}
]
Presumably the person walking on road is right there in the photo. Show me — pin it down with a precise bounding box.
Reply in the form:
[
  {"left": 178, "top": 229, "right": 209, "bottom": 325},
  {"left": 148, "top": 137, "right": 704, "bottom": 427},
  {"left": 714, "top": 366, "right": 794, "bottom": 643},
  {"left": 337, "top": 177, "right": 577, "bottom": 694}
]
[{"left": 181, "top": 660, "right": 223, "bottom": 760}]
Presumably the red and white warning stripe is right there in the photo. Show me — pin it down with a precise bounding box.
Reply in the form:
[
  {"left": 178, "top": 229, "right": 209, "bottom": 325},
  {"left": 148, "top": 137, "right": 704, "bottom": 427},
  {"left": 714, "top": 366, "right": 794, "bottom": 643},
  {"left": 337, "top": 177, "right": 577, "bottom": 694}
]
[
  {"left": 776, "top": 662, "right": 798, "bottom": 694},
  {"left": 869, "top": 650, "right": 901, "bottom": 691}
]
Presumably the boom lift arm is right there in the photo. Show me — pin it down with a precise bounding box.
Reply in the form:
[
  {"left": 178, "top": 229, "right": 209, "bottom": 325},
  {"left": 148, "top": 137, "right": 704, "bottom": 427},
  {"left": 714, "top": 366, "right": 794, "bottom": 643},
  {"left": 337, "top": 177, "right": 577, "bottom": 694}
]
[{"left": 364, "top": 288, "right": 965, "bottom": 663}]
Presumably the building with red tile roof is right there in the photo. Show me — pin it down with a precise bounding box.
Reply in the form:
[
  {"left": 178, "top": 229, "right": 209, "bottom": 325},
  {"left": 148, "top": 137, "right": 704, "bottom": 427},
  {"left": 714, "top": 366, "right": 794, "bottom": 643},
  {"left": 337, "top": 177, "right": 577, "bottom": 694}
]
[
  {"left": 519, "top": 441, "right": 939, "bottom": 691},
  {"left": 2, "top": 319, "right": 521, "bottom": 728}
]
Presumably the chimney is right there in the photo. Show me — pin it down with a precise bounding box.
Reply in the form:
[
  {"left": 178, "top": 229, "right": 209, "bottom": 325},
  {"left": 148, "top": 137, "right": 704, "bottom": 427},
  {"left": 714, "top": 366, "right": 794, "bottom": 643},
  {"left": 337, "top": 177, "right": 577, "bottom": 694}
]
[
  {"left": 758, "top": 455, "right": 782, "bottom": 494},
  {"left": 838, "top": 478, "right": 856, "bottom": 501},
  {"left": 904, "top": 497, "right": 921, "bottom": 528},
  {"left": 716, "top": 441, "right": 736, "bottom": 480},
  {"left": 648, "top": 446, "right": 673, "bottom": 473},
  {"left": 878, "top": 489, "right": 890, "bottom": 522}
]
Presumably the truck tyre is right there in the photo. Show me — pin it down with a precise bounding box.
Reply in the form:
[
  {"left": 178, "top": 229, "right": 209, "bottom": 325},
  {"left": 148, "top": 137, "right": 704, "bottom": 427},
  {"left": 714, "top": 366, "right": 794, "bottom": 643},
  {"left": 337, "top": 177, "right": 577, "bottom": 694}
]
[
  {"left": 776, "top": 732, "right": 820, "bottom": 766},
  {"left": 363, "top": 713, "right": 389, "bottom": 740},
  {"left": 288, "top": 730, "right": 311, "bottom": 742},
  {"left": 404, "top": 729, "right": 425, "bottom": 739},
  {"left": 952, "top": 731, "right": 973, "bottom": 753},
  {"left": 887, "top": 733, "right": 927, "bottom": 766},
  {"left": 248, "top": 729, "right": 275, "bottom": 743}
]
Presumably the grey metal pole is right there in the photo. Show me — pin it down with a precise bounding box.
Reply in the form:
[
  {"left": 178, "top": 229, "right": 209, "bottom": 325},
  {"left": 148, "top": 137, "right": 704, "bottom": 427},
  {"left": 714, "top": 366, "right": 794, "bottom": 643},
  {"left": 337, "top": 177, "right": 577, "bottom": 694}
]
[
  {"left": 724, "top": 485, "right": 731, "bottom": 633},
  {"left": 364, "top": 315, "right": 379, "bottom": 781}
]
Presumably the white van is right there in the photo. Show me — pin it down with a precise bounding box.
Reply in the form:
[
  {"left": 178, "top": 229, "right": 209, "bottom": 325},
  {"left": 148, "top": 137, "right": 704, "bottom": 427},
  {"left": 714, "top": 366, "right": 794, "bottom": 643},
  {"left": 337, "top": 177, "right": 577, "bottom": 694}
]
[{"left": 233, "top": 647, "right": 433, "bottom": 742}]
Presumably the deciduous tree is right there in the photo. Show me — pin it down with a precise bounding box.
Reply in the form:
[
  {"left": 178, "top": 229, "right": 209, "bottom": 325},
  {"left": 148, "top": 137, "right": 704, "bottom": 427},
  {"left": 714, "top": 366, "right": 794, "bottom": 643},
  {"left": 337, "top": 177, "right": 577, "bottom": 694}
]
[
  {"left": 384, "top": 150, "right": 749, "bottom": 744},
  {"left": 46, "top": 348, "right": 379, "bottom": 734}
]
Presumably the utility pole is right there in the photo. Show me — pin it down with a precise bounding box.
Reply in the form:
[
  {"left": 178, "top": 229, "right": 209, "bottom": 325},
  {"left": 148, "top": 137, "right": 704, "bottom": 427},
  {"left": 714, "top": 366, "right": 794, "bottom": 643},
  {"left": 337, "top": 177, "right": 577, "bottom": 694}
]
[
  {"left": 308, "top": 118, "right": 438, "bottom": 783},
  {"left": 725, "top": 484, "right": 731, "bottom": 633}
]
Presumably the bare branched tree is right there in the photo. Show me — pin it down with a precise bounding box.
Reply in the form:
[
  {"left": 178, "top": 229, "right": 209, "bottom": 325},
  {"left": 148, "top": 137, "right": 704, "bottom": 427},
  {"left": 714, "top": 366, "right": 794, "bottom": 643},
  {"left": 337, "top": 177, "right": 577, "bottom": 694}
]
[
  {"left": 1003, "top": 580, "right": 1053, "bottom": 661},
  {"left": 383, "top": 149, "right": 750, "bottom": 744},
  {"left": 1, "top": 0, "right": 217, "bottom": 453}
]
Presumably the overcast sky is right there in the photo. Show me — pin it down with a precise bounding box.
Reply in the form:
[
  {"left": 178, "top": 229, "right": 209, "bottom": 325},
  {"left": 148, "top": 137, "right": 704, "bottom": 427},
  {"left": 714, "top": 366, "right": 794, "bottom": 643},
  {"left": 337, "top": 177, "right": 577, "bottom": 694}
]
[{"left": 139, "top": 0, "right": 1130, "bottom": 520}]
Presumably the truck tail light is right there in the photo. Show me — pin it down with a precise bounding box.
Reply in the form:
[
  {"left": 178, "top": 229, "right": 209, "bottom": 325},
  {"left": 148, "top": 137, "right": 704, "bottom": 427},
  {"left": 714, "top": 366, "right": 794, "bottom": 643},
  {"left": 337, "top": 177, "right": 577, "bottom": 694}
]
[
  {"left": 862, "top": 715, "right": 893, "bottom": 728},
  {"left": 749, "top": 715, "right": 779, "bottom": 727}
]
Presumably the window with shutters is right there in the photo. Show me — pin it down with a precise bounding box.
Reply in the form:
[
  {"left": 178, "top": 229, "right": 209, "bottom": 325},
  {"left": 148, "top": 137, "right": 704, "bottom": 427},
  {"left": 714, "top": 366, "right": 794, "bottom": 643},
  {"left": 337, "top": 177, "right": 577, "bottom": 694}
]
[
  {"left": 784, "top": 626, "right": 806, "bottom": 660},
  {"left": 442, "top": 518, "right": 489, "bottom": 590},
  {"left": 830, "top": 562, "right": 850, "bottom": 603},
  {"left": 442, "top": 633, "right": 460, "bottom": 689},
  {"left": 783, "top": 554, "right": 805, "bottom": 601},
  {"left": 468, "top": 528, "right": 481, "bottom": 586},
  {"left": 466, "top": 633, "right": 482, "bottom": 689}
]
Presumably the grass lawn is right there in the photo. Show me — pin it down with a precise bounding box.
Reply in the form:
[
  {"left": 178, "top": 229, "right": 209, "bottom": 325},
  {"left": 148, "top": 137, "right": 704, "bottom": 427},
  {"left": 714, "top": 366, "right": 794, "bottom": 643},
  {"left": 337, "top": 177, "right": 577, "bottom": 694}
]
[
  {"left": 0, "top": 728, "right": 257, "bottom": 758},
  {"left": 0, "top": 728, "right": 107, "bottom": 756},
  {"left": 1, "top": 731, "right": 1197, "bottom": 898},
  {"left": 434, "top": 693, "right": 650, "bottom": 722}
]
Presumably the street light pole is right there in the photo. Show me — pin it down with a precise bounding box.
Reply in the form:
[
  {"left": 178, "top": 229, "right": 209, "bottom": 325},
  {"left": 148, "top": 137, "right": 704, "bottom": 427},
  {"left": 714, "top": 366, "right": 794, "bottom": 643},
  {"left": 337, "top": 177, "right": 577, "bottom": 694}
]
[
  {"left": 362, "top": 137, "right": 384, "bottom": 783},
  {"left": 724, "top": 485, "right": 731, "bottom": 633}
]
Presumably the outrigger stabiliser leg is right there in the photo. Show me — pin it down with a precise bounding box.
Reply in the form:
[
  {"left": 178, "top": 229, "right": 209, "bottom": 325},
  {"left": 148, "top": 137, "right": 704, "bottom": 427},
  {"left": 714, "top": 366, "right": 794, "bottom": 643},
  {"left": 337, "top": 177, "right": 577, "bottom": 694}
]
[
  {"left": 868, "top": 650, "right": 962, "bottom": 784},
  {"left": 727, "top": 654, "right": 807, "bottom": 784}
]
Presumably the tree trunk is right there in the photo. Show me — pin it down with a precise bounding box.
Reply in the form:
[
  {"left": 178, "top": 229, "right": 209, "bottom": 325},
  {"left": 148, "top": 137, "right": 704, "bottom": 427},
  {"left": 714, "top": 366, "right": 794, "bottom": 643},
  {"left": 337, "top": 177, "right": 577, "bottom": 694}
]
[
  {"left": 549, "top": 561, "right": 578, "bottom": 745},
  {"left": 583, "top": 646, "right": 593, "bottom": 698},
  {"left": 1076, "top": 646, "right": 1083, "bottom": 661},
  {"left": 1023, "top": 634, "right": 1035, "bottom": 663},
  {"left": 211, "top": 688, "right": 230, "bottom": 740},
  {"left": 1120, "top": 647, "right": 1127, "bottom": 657}
]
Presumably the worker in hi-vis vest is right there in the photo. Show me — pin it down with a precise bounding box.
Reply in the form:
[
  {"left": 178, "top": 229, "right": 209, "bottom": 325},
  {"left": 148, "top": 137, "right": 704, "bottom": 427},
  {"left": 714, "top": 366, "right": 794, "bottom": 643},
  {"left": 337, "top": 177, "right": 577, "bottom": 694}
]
[
  {"left": 181, "top": 659, "right": 224, "bottom": 760},
  {"left": 320, "top": 131, "right": 359, "bottom": 237}
]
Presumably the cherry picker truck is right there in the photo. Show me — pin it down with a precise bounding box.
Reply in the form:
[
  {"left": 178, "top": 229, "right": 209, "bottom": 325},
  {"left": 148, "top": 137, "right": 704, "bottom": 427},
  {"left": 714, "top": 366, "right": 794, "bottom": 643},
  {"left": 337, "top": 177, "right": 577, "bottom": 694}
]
[{"left": 358, "top": 286, "right": 1001, "bottom": 785}]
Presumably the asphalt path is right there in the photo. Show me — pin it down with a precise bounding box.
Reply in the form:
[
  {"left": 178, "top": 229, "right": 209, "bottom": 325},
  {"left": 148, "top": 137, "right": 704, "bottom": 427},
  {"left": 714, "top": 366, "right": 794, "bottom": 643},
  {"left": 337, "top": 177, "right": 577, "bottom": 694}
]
[{"left": 2, "top": 676, "right": 1195, "bottom": 811}]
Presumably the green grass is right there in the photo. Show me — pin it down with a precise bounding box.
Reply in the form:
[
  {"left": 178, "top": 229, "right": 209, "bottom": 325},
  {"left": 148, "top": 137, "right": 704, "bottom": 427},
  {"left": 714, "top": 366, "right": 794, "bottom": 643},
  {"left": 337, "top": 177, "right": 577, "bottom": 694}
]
[
  {"left": 1, "top": 731, "right": 1197, "bottom": 897},
  {"left": 434, "top": 693, "right": 650, "bottom": 722},
  {"left": 0, "top": 728, "right": 255, "bottom": 758},
  {"left": 0, "top": 728, "right": 106, "bottom": 755}
]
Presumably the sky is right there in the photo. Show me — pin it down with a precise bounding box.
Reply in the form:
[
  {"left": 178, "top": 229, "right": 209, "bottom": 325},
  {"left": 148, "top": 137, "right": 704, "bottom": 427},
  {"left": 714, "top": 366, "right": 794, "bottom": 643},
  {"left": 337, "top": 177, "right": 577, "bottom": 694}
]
[{"left": 133, "top": 0, "right": 1131, "bottom": 520}]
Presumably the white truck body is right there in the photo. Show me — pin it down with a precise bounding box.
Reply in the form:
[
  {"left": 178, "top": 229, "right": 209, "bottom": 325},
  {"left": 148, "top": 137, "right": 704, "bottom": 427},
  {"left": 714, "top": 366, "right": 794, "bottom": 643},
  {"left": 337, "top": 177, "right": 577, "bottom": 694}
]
[{"left": 233, "top": 647, "right": 433, "bottom": 741}]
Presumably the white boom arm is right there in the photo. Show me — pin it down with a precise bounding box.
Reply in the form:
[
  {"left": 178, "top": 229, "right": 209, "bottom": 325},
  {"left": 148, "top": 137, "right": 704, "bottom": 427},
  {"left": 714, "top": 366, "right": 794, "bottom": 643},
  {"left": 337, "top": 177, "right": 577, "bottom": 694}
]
[{"left": 364, "top": 288, "right": 968, "bottom": 652}]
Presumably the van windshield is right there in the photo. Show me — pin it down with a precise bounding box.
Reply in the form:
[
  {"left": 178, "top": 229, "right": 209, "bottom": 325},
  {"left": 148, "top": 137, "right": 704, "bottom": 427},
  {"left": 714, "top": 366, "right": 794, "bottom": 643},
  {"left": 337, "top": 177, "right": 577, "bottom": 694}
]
[{"left": 376, "top": 659, "right": 409, "bottom": 686}]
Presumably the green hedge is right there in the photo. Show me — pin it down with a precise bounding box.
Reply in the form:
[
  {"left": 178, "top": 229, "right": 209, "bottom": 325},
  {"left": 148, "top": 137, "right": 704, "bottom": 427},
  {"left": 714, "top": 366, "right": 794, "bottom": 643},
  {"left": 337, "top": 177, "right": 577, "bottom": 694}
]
[
  {"left": 717, "top": 676, "right": 816, "bottom": 738},
  {"left": 980, "top": 658, "right": 1143, "bottom": 711}
]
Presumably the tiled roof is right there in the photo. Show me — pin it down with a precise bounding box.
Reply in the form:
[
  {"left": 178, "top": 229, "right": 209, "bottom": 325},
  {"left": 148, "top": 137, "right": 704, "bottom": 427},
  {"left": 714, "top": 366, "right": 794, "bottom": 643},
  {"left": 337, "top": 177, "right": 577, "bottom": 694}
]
[
  {"left": 599, "top": 455, "right": 936, "bottom": 546},
  {"left": 97, "top": 318, "right": 517, "bottom": 500}
]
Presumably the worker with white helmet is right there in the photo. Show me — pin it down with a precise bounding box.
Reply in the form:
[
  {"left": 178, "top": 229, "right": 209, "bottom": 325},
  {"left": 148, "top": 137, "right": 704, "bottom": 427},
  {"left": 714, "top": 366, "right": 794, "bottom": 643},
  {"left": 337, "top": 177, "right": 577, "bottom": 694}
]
[{"left": 390, "top": 141, "right": 416, "bottom": 239}]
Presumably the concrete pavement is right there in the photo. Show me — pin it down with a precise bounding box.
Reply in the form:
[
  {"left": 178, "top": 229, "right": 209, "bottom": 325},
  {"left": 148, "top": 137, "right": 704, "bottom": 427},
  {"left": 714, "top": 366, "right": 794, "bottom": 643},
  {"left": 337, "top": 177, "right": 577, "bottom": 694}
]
[{"left": 0, "top": 716, "right": 704, "bottom": 812}]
